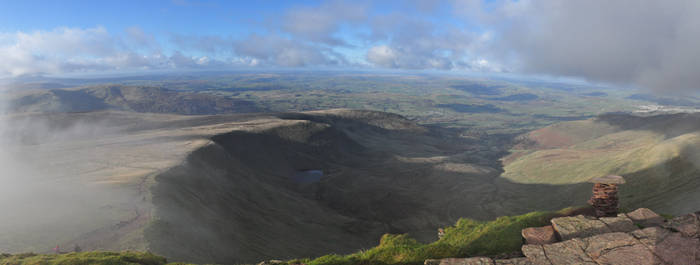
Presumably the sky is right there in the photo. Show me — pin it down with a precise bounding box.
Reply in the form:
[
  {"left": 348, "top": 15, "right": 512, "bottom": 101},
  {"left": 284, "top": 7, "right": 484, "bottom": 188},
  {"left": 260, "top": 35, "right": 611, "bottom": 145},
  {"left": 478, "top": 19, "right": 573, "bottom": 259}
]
[{"left": 1, "top": 0, "right": 700, "bottom": 93}]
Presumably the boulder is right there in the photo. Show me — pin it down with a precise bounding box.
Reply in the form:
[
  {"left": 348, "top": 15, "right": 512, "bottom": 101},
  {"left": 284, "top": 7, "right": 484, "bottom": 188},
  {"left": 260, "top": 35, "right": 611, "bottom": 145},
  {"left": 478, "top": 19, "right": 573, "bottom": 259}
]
[
  {"left": 599, "top": 214, "right": 638, "bottom": 232},
  {"left": 521, "top": 225, "right": 557, "bottom": 245},
  {"left": 541, "top": 239, "right": 596, "bottom": 264},
  {"left": 593, "top": 243, "right": 658, "bottom": 265},
  {"left": 580, "top": 232, "right": 659, "bottom": 265},
  {"left": 631, "top": 227, "right": 672, "bottom": 247},
  {"left": 521, "top": 245, "right": 551, "bottom": 265},
  {"left": 652, "top": 231, "right": 699, "bottom": 264},
  {"left": 625, "top": 208, "right": 664, "bottom": 227},
  {"left": 550, "top": 215, "right": 611, "bottom": 240},
  {"left": 663, "top": 213, "right": 699, "bottom": 237}
]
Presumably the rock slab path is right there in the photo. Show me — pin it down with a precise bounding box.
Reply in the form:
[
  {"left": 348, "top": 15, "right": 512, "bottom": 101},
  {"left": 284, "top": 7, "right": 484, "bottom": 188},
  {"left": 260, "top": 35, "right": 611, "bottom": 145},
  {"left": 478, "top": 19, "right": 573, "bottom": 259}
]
[{"left": 425, "top": 208, "right": 700, "bottom": 265}]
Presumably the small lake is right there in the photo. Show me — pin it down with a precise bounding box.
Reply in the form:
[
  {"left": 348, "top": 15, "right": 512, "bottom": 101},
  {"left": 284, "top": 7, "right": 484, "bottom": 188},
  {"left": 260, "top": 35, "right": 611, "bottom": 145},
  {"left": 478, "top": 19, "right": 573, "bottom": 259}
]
[{"left": 291, "top": 170, "right": 323, "bottom": 184}]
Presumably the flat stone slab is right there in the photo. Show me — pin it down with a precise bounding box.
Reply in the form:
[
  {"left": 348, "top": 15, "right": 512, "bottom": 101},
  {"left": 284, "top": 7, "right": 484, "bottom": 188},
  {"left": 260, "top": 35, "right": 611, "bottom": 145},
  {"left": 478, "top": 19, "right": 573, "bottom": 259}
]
[
  {"left": 579, "top": 232, "right": 644, "bottom": 260},
  {"left": 433, "top": 210, "right": 700, "bottom": 265},
  {"left": 653, "top": 232, "right": 699, "bottom": 264},
  {"left": 663, "top": 213, "right": 700, "bottom": 237},
  {"left": 631, "top": 227, "right": 672, "bottom": 247},
  {"left": 600, "top": 215, "right": 638, "bottom": 232},
  {"left": 550, "top": 215, "right": 611, "bottom": 240},
  {"left": 542, "top": 239, "right": 596, "bottom": 265},
  {"left": 522, "top": 232, "right": 662, "bottom": 265},
  {"left": 522, "top": 225, "right": 557, "bottom": 245},
  {"left": 521, "top": 245, "right": 551, "bottom": 265},
  {"left": 625, "top": 208, "right": 664, "bottom": 227}
]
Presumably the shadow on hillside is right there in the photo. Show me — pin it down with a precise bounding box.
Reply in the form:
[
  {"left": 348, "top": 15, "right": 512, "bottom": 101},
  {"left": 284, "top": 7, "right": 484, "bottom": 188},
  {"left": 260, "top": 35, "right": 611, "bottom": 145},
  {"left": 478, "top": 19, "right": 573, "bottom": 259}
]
[
  {"left": 596, "top": 112, "right": 700, "bottom": 139},
  {"left": 145, "top": 113, "right": 596, "bottom": 264}
]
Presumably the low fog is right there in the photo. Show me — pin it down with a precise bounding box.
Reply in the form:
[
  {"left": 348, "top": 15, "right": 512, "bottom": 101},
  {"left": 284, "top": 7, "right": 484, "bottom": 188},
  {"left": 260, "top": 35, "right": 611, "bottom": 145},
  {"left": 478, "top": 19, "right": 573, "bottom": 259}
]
[{"left": 0, "top": 107, "right": 144, "bottom": 252}]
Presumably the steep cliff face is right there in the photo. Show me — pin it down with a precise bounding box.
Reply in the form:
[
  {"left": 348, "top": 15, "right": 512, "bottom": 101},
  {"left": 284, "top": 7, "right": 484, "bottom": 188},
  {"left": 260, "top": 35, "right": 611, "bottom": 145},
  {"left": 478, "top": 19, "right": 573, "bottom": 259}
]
[
  {"left": 145, "top": 120, "right": 380, "bottom": 262},
  {"left": 144, "top": 110, "right": 593, "bottom": 264}
]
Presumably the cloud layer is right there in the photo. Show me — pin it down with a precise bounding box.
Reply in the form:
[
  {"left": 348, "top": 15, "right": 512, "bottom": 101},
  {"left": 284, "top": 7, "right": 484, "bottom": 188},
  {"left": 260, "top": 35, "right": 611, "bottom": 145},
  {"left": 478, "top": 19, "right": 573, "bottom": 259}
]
[
  {"left": 495, "top": 0, "right": 700, "bottom": 92},
  {"left": 2, "top": 1, "right": 700, "bottom": 92},
  {"left": 0, "top": 27, "right": 221, "bottom": 76}
]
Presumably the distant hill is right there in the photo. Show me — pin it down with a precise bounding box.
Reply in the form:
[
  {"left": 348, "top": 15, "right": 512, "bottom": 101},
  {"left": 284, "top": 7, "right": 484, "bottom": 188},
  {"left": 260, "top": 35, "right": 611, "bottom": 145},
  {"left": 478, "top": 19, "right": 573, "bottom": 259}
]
[
  {"left": 5, "top": 85, "right": 261, "bottom": 114},
  {"left": 503, "top": 113, "right": 700, "bottom": 214}
]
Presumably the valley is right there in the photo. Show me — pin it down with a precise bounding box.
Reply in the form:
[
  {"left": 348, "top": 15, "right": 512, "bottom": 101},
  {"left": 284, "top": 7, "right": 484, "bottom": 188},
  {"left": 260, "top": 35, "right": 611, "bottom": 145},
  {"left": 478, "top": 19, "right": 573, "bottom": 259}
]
[{"left": 1, "top": 73, "right": 700, "bottom": 264}]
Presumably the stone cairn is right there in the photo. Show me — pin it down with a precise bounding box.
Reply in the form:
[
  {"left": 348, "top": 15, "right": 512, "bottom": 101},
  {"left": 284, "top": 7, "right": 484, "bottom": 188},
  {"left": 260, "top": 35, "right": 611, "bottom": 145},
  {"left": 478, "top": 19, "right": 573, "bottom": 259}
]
[{"left": 587, "top": 175, "right": 625, "bottom": 217}]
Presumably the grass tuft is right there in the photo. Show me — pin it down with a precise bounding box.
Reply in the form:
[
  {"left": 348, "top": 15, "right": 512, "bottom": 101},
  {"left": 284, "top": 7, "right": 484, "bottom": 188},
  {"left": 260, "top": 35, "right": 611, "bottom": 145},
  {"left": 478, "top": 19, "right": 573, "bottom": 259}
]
[{"left": 285, "top": 207, "right": 587, "bottom": 265}]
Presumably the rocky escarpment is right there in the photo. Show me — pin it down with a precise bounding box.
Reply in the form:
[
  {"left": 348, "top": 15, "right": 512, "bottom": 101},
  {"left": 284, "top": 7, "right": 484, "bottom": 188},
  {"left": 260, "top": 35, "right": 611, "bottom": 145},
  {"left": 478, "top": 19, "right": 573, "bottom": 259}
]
[{"left": 426, "top": 208, "right": 700, "bottom": 265}]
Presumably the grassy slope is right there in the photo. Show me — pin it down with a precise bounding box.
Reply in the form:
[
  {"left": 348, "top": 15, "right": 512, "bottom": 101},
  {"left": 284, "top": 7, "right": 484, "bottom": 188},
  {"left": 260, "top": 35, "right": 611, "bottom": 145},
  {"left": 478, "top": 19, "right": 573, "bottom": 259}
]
[
  {"left": 502, "top": 113, "right": 700, "bottom": 214},
  {"left": 283, "top": 207, "right": 587, "bottom": 265},
  {"left": 0, "top": 207, "right": 588, "bottom": 265},
  {"left": 3, "top": 205, "right": 679, "bottom": 265},
  {"left": 0, "top": 251, "right": 167, "bottom": 265}
]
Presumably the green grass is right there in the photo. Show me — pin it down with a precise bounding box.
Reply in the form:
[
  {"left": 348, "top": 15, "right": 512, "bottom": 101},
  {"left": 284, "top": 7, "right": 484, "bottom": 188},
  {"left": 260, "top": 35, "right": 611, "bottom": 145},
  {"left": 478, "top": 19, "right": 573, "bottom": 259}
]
[
  {"left": 0, "top": 207, "right": 592, "bottom": 265},
  {"left": 284, "top": 207, "right": 586, "bottom": 265},
  {"left": 0, "top": 251, "right": 167, "bottom": 265}
]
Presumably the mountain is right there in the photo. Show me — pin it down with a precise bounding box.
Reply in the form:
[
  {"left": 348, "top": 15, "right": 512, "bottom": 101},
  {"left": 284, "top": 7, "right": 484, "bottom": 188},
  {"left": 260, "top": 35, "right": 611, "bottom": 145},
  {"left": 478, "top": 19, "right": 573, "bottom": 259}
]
[
  {"left": 0, "top": 109, "right": 594, "bottom": 264},
  {"left": 503, "top": 113, "right": 700, "bottom": 214},
  {"left": 4, "top": 93, "right": 700, "bottom": 264},
  {"left": 4, "top": 85, "right": 260, "bottom": 114}
]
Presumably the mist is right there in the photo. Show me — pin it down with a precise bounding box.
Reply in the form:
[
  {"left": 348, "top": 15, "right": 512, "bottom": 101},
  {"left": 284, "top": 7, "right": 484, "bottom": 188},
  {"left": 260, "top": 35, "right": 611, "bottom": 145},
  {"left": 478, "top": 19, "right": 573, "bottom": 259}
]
[
  {"left": 0, "top": 105, "right": 140, "bottom": 252},
  {"left": 489, "top": 0, "right": 700, "bottom": 94}
]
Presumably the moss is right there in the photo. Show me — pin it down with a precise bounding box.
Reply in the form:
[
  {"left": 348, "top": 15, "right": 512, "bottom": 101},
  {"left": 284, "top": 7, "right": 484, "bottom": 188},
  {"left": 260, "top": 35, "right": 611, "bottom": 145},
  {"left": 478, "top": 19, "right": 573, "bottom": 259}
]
[{"left": 659, "top": 213, "right": 674, "bottom": 220}]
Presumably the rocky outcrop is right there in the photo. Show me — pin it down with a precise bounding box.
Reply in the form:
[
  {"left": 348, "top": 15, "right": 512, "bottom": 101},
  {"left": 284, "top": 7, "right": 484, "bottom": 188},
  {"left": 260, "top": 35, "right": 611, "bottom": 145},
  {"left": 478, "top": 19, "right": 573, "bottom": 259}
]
[
  {"left": 626, "top": 208, "right": 664, "bottom": 227},
  {"left": 521, "top": 226, "right": 557, "bottom": 245},
  {"left": 550, "top": 215, "right": 612, "bottom": 240},
  {"left": 425, "top": 208, "right": 700, "bottom": 265}
]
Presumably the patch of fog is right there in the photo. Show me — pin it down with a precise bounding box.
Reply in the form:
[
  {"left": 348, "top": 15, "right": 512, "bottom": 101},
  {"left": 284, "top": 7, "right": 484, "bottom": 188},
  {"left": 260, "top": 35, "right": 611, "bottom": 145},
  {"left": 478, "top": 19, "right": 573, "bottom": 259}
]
[
  {"left": 291, "top": 169, "right": 323, "bottom": 184},
  {"left": 0, "top": 112, "right": 136, "bottom": 252}
]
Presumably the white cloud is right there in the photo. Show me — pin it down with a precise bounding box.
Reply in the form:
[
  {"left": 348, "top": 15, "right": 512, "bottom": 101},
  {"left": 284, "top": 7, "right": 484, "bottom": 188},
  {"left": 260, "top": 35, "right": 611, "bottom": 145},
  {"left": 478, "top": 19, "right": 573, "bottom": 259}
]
[
  {"left": 0, "top": 27, "right": 241, "bottom": 77},
  {"left": 487, "top": 0, "right": 700, "bottom": 92},
  {"left": 282, "top": 1, "right": 367, "bottom": 45},
  {"left": 366, "top": 45, "right": 397, "bottom": 68},
  {"left": 232, "top": 34, "right": 346, "bottom": 67}
]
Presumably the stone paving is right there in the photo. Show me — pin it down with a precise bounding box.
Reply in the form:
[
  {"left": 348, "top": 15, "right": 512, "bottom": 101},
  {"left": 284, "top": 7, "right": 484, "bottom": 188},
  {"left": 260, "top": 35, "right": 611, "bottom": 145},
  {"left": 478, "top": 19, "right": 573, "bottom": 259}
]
[{"left": 424, "top": 208, "right": 700, "bottom": 265}]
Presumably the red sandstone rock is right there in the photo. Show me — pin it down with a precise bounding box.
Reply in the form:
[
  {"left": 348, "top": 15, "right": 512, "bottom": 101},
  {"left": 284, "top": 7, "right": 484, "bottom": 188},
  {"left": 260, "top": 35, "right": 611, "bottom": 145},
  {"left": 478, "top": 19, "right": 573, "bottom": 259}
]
[
  {"left": 653, "top": 232, "right": 699, "bottom": 264},
  {"left": 599, "top": 215, "right": 637, "bottom": 232},
  {"left": 424, "top": 257, "right": 494, "bottom": 265},
  {"left": 626, "top": 208, "right": 664, "bottom": 227},
  {"left": 664, "top": 213, "right": 700, "bottom": 237},
  {"left": 522, "top": 225, "right": 557, "bottom": 245},
  {"left": 550, "top": 215, "right": 611, "bottom": 240}
]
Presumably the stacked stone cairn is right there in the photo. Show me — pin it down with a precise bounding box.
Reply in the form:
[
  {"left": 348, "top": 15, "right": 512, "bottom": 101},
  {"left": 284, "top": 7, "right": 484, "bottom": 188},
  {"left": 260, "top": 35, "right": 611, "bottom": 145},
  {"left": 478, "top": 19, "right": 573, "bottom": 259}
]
[{"left": 587, "top": 175, "right": 625, "bottom": 217}]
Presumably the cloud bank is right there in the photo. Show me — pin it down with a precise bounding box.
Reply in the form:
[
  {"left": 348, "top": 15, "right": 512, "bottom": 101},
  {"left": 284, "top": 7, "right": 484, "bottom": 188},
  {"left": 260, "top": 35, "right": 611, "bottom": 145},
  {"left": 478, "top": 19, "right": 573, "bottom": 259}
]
[
  {"left": 1, "top": 0, "right": 700, "bottom": 92},
  {"left": 495, "top": 0, "right": 700, "bottom": 93}
]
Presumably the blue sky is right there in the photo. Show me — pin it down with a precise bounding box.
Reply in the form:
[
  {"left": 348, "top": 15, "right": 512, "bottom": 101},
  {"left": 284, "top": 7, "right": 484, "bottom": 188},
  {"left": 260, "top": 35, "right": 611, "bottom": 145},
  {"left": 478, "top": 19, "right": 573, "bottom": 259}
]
[{"left": 1, "top": 0, "right": 700, "bottom": 93}]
